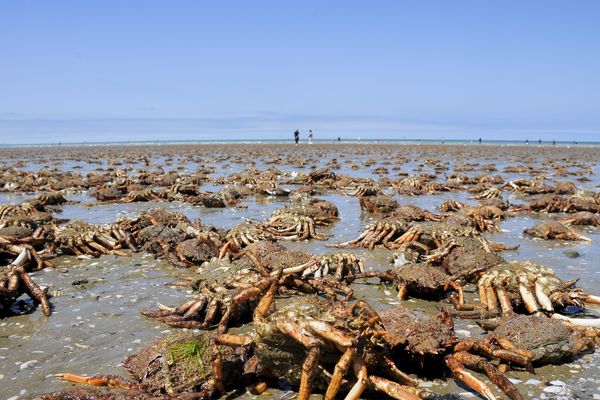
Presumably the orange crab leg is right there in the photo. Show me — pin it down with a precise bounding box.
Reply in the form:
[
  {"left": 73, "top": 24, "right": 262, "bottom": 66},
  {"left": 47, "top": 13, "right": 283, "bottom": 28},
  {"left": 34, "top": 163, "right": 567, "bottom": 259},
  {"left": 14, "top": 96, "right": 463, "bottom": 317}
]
[
  {"left": 324, "top": 348, "right": 355, "bottom": 400},
  {"left": 445, "top": 355, "right": 497, "bottom": 400},
  {"left": 447, "top": 352, "right": 524, "bottom": 400},
  {"left": 277, "top": 320, "right": 322, "bottom": 400},
  {"left": 57, "top": 373, "right": 139, "bottom": 389}
]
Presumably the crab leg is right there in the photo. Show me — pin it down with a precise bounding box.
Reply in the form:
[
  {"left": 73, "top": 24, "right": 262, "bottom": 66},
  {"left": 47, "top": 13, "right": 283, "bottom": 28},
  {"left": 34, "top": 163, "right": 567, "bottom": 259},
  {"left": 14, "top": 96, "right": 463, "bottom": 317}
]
[
  {"left": 330, "top": 229, "right": 370, "bottom": 248},
  {"left": 381, "top": 227, "right": 398, "bottom": 246},
  {"left": 448, "top": 352, "right": 523, "bottom": 400},
  {"left": 277, "top": 320, "right": 322, "bottom": 400},
  {"left": 534, "top": 280, "right": 554, "bottom": 312},
  {"left": 23, "top": 244, "right": 46, "bottom": 271},
  {"left": 305, "top": 320, "right": 354, "bottom": 350},
  {"left": 518, "top": 279, "right": 540, "bottom": 313},
  {"left": 445, "top": 281, "right": 464, "bottom": 307},
  {"left": 324, "top": 348, "right": 355, "bottom": 400},
  {"left": 218, "top": 242, "right": 231, "bottom": 259},
  {"left": 495, "top": 286, "right": 514, "bottom": 315},
  {"left": 95, "top": 233, "right": 117, "bottom": 249},
  {"left": 479, "top": 283, "right": 488, "bottom": 311},
  {"left": 241, "top": 250, "right": 270, "bottom": 277},
  {"left": 374, "top": 226, "right": 392, "bottom": 243},
  {"left": 493, "top": 337, "right": 536, "bottom": 366},
  {"left": 344, "top": 357, "right": 368, "bottom": 400},
  {"left": 57, "top": 373, "right": 140, "bottom": 389},
  {"left": 485, "top": 286, "right": 500, "bottom": 316},
  {"left": 569, "top": 230, "right": 592, "bottom": 242},
  {"left": 551, "top": 313, "right": 600, "bottom": 328},
  {"left": 455, "top": 340, "right": 532, "bottom": 370},
  {"left": 182, "top": 297, "right": 209, "bottom": 320},
  {"left": 218, "top": 279, "right": 273, "bottom": 332},
  {"left": 16, "top": 266, "right": 51, "bottom": 316},
  {"left": 368, "top": 376, "right": 422, "bottom": 400},
  {"left": 380, "top": 355, "right": 417, "bottom": 386},
  {"left": 331, "top": 259, "right": 346, "bottom": 280},
  {"left": 213, "top": 333, "right": 253, "bottom": 347},
  {"left": 445, "top": 354, "right": 497, "bottom": 400},
  {"left": 584, "top": 295, "right": 600, "bottom": 305},
  {"left": 297, "top": 261, "right": 320, "bottom": 277}
]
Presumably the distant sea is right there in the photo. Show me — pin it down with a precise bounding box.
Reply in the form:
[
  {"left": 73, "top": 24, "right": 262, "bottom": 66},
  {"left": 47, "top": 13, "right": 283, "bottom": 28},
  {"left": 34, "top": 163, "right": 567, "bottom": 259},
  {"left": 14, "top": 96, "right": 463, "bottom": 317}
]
[{"left": 1, "top": 138, "right": 599, "bottom": 148}]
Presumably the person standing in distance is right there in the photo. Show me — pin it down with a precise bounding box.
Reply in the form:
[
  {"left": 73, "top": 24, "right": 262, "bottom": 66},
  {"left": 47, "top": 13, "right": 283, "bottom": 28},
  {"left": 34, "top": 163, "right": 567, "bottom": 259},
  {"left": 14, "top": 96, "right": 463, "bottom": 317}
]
[
  {"left": 294, "top": 130, "right": 300, "bottom": 145},
  {"left": 308, "top": 130, "right": 313, "bottom": 144}
]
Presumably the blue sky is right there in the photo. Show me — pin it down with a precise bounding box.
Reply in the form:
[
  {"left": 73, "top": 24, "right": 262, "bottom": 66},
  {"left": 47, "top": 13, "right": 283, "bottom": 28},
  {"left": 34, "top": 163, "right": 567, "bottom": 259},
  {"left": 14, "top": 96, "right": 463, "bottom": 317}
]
[{"left": 1, "top": 1, "right": 599, "bottom": 143}]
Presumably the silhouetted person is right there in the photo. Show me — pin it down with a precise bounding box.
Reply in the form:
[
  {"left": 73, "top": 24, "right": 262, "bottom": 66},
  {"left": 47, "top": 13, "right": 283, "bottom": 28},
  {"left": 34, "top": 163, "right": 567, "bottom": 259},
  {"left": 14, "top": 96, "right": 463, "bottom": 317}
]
[
  {"left": 478, "top": 137, "right": 482, "bottom": 144},
  {"left": 308, "top": 130, "right": 313, "bottom": 144},
  {"left": 294, "top": 130, "right": 299, "bottom": 145},
  {"left": 526, "top": 138, "right": 529, "bottom": 145},
  {"left": 553, "top": 140, "right": 556, "bottom": 145},
  {"left": 337, "top": 136, "right": 341, "bottom": 142},
  {"left": 538, "top": 139, "right": 542, "bottom": 145}
]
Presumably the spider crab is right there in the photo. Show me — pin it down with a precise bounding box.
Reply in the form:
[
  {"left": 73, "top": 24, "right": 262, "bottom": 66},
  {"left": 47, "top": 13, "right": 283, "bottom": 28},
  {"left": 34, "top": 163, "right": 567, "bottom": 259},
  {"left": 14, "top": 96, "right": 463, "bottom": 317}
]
[
  {"left": 387, "top": 222, "right": 481, "bottom": 261},
  {"left": 48, "top": 330, "right": 246, "bottom": 399},
  {"left": 331, "top": 217, "right": 413, "bottom": 249},
  {"left": 523, "top": 220, "right": 591, "bottom": 241},
  {"left": 37, "top": 191, "right": 68, "bottom": 206},
  {"left": 0, "top": 248, "right": 51, "bottom": 316},
  {"left": 218, "top": 220, "right": 277, "bottom": 259},
  {"left": 238, "top": 241, "right": 362, "bottom": 287},
  {"left": 349, "top": 263, "right": 464, "bottom": 302},
  {"left": 447, "top": 314, "right": 599, "bottom": 400},
  {"left": 116, "top": 208, "right": 191, "bottom": 238},
  {"left": 50, "top": 220, "right": 132, "bottom": 257},
  {"left": 58, "top": 297, "right": 459, "bottom": 400},
  {"left": 437, "top": 237, "right": 508, "bottom": 283},
  {"left": 462, "top": 205, "right": 505, "bottom": 233},
  {"left": 142, "top": 244, "right": 356, "bottom": 332},
  {"left": 0, "top": 233, "right": 54, "bottom": 270},
  {"left": 341, "top": 180, "right": 382, "bottom": 196},
  {"left": 454, "top": 261, "right": 600, "bottom": 321},
  {"left": 379, "top": 306, "right": 456, "bottom": 374},
  {"left": 359, "top": 195, "right": 399, "bottom": 214},
  {"left": 307, "top": 167, "right": 336, "bottom": 185},
  {"left": 438, "top": 200, "right": 466, "bottom": 213},
  {"left": 560, "top": 211, "right": 600, "bottom": 227},
  {"left": 389, "top": 206, "right": 443, "bottom": 223},
  {"left": 121, "top": 188, "right": 164, "bottom": 203},
  {"left": 266, "top": 202, "right": 337, "bottom": 241},
  {"left": 276, "top": 251, "right": 365, "bottom": 281},
  {"left": 520, "top": 194, "right": 600, "bottom": 214},
  {"left": 473, "top": 187, "right": 502, "bottom": 200},
  {"left": 214, "top": 293, "right": 447, "bottom": 400},
  {"left": 392, "top": 176, "right": 447, "bottom": 195},
  {"left": 160, "top": 229, "right": 223, "bottom": 268}
]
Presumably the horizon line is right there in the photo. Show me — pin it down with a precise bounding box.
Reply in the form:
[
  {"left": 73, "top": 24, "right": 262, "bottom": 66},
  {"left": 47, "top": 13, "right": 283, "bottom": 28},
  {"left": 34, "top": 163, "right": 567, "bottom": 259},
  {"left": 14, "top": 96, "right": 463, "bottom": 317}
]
[{"left": 1, "top": 137, "right": 597, "bottom": 149}]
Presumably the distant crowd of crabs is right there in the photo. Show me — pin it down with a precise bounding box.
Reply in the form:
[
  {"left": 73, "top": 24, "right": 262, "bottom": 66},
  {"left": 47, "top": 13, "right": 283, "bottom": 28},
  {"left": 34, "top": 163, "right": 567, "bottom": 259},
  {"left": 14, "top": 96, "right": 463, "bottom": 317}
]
[{"left": 1, "top": 145, "right": 600, "bottom": 400}]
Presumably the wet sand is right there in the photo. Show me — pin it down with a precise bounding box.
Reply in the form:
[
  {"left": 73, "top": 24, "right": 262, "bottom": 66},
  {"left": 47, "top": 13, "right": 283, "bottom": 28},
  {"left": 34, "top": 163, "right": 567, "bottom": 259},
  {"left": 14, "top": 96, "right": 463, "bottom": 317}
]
[{"left": 1, "top": 143, "right": 599, "bottom": 400}]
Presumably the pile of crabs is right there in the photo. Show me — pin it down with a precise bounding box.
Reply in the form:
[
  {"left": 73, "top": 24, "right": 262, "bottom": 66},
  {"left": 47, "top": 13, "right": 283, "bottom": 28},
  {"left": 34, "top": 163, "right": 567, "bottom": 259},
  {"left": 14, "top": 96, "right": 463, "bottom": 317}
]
[{"left": 1, "top": 144, "right": 600, "bottom": 400}]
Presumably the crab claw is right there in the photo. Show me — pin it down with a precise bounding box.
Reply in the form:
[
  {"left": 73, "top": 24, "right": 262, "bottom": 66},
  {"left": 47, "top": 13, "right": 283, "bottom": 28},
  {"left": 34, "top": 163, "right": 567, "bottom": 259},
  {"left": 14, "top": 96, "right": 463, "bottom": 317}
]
[{"left": 551, "top": 313, "right": 600, "bottom": 328}]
